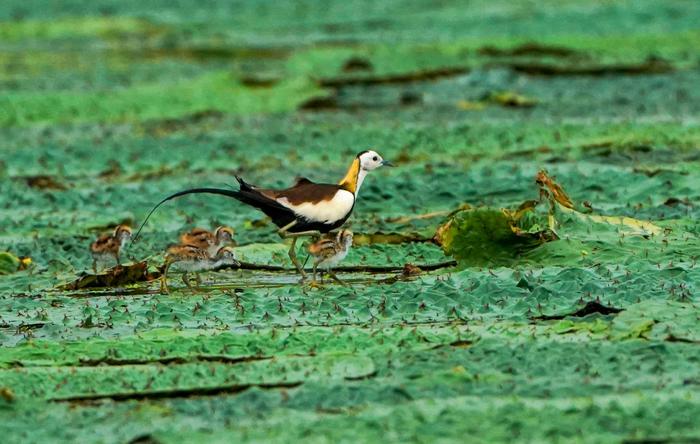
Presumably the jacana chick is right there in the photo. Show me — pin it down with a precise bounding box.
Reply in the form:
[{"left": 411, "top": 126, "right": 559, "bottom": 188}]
[
  {"left": 135, "top": 150, "right": 392, "bottom": 278},
  {"left": 90, "top": 225, "right": 132, "bottom": 273},
  {"left": 161, "top": 245, "right": 239, "bottom": 293},
  {"left": 307, "top": 229, "right": 353, "bottom": 284},
  {"left": 179, "top": 226, "right": 235, "bottom": 257}
]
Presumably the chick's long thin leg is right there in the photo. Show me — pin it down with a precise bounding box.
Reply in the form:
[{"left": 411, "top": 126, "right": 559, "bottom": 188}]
[
  {"left": 160, "top": 262, "right": 171, "bottom": 294},
  {"left": 312, "top": 261, "right": 319, "bottom": 283},
  {"left": 92, "top": 258, "right": 97, "bottom": 274},
  {"left": 328, "top": 270, "right": 345, "bottom": 286},
  {"left": 306, "top": 260, "right": 323, "bottom": 288},
  {"left": 182, "top": 272, "right": 193, "bottom": 289}
]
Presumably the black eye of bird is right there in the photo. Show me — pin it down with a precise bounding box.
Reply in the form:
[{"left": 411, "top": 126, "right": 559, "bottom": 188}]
[{"left": 372, "top": 156, "right": 378, "bottom": 161}]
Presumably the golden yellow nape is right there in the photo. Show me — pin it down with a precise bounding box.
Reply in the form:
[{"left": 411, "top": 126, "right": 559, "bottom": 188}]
[{"left": 338, "top": 158, "right": 361, "bottom": 193}]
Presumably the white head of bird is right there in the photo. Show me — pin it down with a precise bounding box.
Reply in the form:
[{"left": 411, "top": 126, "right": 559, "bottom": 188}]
[
  {"left": 343, "top": 150, "right": 392, "bottom": 196},
  {"left": 358, "top": 150, "right": 388, "bottom": 171}
]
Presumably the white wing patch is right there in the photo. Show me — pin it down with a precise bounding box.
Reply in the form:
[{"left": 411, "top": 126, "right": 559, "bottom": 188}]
[{"left": 277, "top": 190, "right": 355, "bottom": 223}]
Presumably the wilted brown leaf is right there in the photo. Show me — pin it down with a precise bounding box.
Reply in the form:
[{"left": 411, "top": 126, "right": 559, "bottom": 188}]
[
  {"left": 535, "top": 170, "right": 575, "bottom": 209},
  {"left": 59, "top": 261, "right": 158, "bottom": 290},
  {"left": 24, "top": 175, "right": 67, "bottom": 190},
  {"left": 402, "top": 263, "right": 422, "bottom": 276}
]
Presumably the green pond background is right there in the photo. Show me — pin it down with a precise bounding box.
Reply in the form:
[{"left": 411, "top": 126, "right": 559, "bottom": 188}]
[{"left": 1, "top": 0, "right": 700, "bottom": 442}]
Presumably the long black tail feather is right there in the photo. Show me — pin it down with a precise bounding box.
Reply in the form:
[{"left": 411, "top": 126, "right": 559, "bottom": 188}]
[
  {"left": 132, "top": 188, "right": 244, "bottom": 243},
  {"left": 235, "top": 175, "right": 256, "bottom": 192},
  {"left": 132, "top": 185, "right": 298, "bottom": 244}
]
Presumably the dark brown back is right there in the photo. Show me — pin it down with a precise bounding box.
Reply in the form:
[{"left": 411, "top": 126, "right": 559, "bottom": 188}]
[{"left": 261, "top": 181, "right": 342, "bottom": 205}]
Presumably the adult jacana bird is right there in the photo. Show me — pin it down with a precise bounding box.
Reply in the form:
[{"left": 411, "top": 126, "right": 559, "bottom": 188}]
[{"left": 134, "top": 150, "right": 392, "bottom": 277}]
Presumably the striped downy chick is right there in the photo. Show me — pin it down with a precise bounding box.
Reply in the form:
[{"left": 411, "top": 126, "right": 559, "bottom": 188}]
[
  {"left": 90, "top": 225, "right": 132, "bottom": 273},
  {"left": 179, "top": 226, "right": 236, "bottom": 257},
  {"left": 307, "top": 229, "right": 353, "bottom": 284},
  {"left": 161, "top": 245, "right": 239, "bottom": 293}
]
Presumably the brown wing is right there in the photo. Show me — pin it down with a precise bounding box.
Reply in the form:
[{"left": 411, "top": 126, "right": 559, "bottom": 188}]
[
  {"left": 91, "top": 233, "right": 118, "bottom": 253},
  {"left": 267, "top": 182, "right": 343, "bottom": 205},
  {"left": 180, "top": 228, "right": 214, "bottom": 249},
  {"left": 166, "top": 244, "right": 208, "bottom": 261},
  {"left": 308, "top": 238, "right": 338, "bottom": 256}
]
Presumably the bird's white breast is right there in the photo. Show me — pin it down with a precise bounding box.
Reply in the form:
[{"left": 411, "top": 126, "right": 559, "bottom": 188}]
[
  {"left": 170, "top": 260, "right": 209, "bottom": 272},
  {"left": 278, "top": 190, "right": 355, "bottom": 223},
  {"left": 318, "top": 248, "right": 350, "bottom": 268}
]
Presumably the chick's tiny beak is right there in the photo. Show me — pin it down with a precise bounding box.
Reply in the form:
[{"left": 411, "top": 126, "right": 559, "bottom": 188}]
[{"left": 381, "top": 159, "right": 395, "bottom": 167}]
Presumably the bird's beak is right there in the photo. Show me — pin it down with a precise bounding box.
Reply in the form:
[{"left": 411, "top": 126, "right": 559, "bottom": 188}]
[{"left": 381, "top": 160, "right": 395, "bottom": 167}]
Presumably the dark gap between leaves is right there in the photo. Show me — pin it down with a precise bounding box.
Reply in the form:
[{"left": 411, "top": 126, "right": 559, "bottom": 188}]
[
  {"left": 533, "top": 301, "right": 623, "bottom": 321},
  {"left": 52, "top": 381, "right": 303, "bottom": 403}
]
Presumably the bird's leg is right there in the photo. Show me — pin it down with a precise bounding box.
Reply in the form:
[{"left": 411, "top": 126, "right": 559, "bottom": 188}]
[
  {"left": 287, "top": 231, "right": 323, "bottom": 279},
  {"left": 288, "top": 237, "right": 305, "bottom": 279},
  {"left": 160, "top": 277, "right": 169, "bottom": 294},
  {"left": 306, "top": 261, "right": 323, "bottom": 288},
  {"left": 277, "top": 221, "right": 322, "bottom": 279},
  {"left": 160, "top": 263, "right": 171, "bottom": 294},
  {"left": 284, "top": 230, "right": 323, "bottom": 239},
  {"left": 278, "top": 221, "right": 304, "bottom": 277},
  {"left": 328, "top": 270, "right": 346, "bottom": 286},
  {"left": 182, "top": 272, "right": 193, "bottom": 289},
  {"left": 195, "top": 273, "right": 202, "bottom": 286},
  {"left": 277, "top": 220, "right": 298, "bottom": 237},
  {"left": 92, "top": 259, "right": 97, "bottom": 274},
  {"left": 277, "top": 220, "right": 322, "bottom": 240}
]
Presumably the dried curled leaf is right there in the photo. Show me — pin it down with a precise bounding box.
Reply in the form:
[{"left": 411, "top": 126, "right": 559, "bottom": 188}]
[
  {"left": 535, "top": 169, "right": 662, "bottom": 236},
  {"left": 535, "top": 170, "right": 575, "bottom": 209},
  {"left": 402, "top": 263, "right": 422, "bottom": 276},
  {"left": 24, "top": 175, "right": 67, "bottom": 190},
  {"left": 59, "top": 261, "right": 158, "bottom": 290}
]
